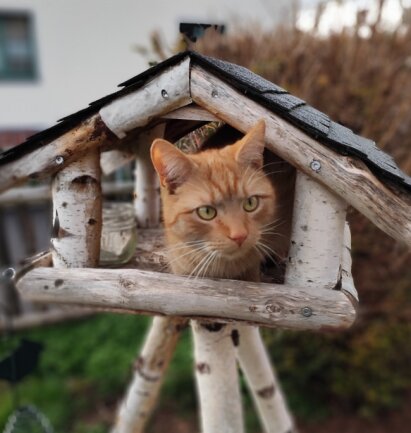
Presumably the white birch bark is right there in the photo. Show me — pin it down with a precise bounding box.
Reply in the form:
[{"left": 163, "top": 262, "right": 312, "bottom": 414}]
[
  {"left": 51, "top": 149, "right": 102, "bottom": 267},
  {"left": 285, "top": 172, "right": 347, "bottom": 289},
  {"left": 192, "top": 321, "right": 244, "bottom": 433},
  {"left": 112, "top": 316, "right": 186, "bottom": 433},
  {"left": 236, "top": 325, "right": 294, "bottom": 433},
  {"left": 134, "top": 124, "right": 165, "bottom": 228}
]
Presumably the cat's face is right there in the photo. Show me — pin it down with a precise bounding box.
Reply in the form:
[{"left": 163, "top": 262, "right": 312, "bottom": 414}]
[{"left": 151, "top": 120, "right": 276, "bottom": 278}]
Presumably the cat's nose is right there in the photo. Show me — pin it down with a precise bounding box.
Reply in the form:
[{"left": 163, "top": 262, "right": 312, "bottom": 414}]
[{"left": 228, "top": 233, "right": 248, "bottom": 247}]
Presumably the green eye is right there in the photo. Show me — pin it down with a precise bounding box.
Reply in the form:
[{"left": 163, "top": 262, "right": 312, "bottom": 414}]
[
  {"left": 196, "top": 206, "right": 217, "bottom": 220},
  {"left": 243, "top": 196, "right": 259, "bottom": 212}
]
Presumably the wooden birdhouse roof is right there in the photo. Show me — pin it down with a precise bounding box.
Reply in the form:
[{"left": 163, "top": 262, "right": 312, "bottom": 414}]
[
  {"left": 1, "top": 51, "right": 410, "bottom": 192},
  {"left": 0, "top": 51, "right": 410, "bottom": 246}
]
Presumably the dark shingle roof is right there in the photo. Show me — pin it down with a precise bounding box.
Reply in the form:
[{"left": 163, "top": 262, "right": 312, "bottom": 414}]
[{"left": 1, "top": 51, "right": 410, "bottom": 192}]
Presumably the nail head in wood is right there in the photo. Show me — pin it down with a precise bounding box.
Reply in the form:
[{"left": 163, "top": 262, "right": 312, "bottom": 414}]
[
  {"left": 55, "top": 155, "right": 65, "bottom": 165},
  {"left": 310, "top": 159, "right": 321, "bottom": 173},
  {"left": 301, "top": 306, "right": 313, "bottom": 317},
  {"left": 2, "top": 268, "right": 16, "bottom": 280}
]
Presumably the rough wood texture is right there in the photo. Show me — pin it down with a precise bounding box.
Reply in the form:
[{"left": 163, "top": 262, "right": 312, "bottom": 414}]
[
  {"left": 112, "top": 316, "right": 187, "bottom": 433},
  {"left": 285, "top": 172, "right": 347, "bottom": 289},
  {"left": 236, "top": 325, "right": 294, "bottom": 433},
  {"left": 341, "top": 222, "right": 359, "bottom": 302},
  {"left": 192, "top": 321, "right": 244, "bottom": 433},
  {"left": 190, "top": 66, "right": 411, "bottom": 247},
  {"left": 0, "top": 114, "right": 113, "bottom": 194},
  {"left": 17, "top": 266, "right": 356, "bottom": 331},
  {"left": 161, "top": 104, "right": 219, "bottom": 121},
  {"left": 51, "top": 150, "right": 102, "bottom": 267},
  {"left": 134, "top": 124, "right": 164, "bottom": 228},
  {"left": 100, "top": 58, "right": 191, "bottom": 138}
]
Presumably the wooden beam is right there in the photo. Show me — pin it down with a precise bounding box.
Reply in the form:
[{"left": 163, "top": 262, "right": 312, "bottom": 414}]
[
  {"left": 0, "top": 114, "right": 114, "bottom": 194},
  {"left": 190, "top": 66, "right": 411, "bottom": 247},
  {"left": 161, "top": 104, "right": 219, "bottom": 121},
  {"left": 17, "top": 267, "right": 356, "bottom": 331},
  {"left": 100, "top": 58, "right": 192, "bottom": 138}
]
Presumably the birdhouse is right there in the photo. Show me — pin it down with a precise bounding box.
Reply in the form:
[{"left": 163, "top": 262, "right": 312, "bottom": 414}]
[{"left": 1, "top": 51, "right": 410, "bottom": 433}]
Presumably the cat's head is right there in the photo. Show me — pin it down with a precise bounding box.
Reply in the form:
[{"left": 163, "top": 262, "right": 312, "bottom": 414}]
[{"left": 151, "top": 120, "right": 276, "bottom": 277}]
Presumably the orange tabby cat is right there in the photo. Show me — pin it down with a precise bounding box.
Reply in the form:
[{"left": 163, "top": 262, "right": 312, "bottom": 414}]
[{"left": 151, "top": 119, "right": 293, "bottom": 282}]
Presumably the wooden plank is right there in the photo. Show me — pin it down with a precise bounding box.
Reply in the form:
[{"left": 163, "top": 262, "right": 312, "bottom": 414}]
[
  {"left": 17, "top": 267, "right": 356, "bottom": 331},
  {"left": 190, "top": 66, "right": 411, "bottom": 247},
  {"left": 161, "top": 104, "right": 219, "bottom": 121},
  {"left": 100, "top": 58, "right": 192, "bottom": 138},
  {"left": 0, "top": 114, "right": 114, "bottom": 194}
]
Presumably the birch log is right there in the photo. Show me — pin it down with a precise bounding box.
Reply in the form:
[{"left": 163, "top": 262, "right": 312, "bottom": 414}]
[
  {"left": 99, "top": 58, "right": 191, "bottom": 139},
  {"left": 51, "top": 149, "right": 102, "bottom": 267},
  {"left": 237, "top": 325, "right": 294, "bottom": 433},
  {"left": 17, "top": 266, "right": 356, "bottom": 331},
  {"left": 0, "top": 114, "right": 113, "bottom": 194},
  {"left": 134, "top": 124, "right": 165, "bottom": 228},
  {"left": 192, "top": 321, "right": 244, "bottom": 433},
  {"left": 112, "top": 316, "right": 187, "bottom": 433},
  {"left": 190, "top": 66, "right": 411, "bottom": 246},
  {"left": 285, "top": 173, "right": 347, "bottom": 289}
]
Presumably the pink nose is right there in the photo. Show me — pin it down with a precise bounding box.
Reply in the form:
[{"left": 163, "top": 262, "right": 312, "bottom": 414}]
[{"left": 228, "top": 233, "right": 248, "bottom": 247}]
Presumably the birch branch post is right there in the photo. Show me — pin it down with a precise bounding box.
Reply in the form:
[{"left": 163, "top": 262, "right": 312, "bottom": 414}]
[
  {"left": 236, "top": 325, "right": 294, "bottom": 433},
  {"left": 112, "top": 316, "right": 187, "bottom": 433},
  {"left": 51, "top": 150, "right": 102, "bottom": 267},
  {"left": 192, "top": 321, "right": 244, "bottom": 433},
  {"left": 134, "top": 124, "right": 165, "bottom": 228}
]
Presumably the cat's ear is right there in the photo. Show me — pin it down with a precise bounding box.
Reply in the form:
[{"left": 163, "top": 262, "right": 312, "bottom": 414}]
[
  {"left": 234, "top": 119, "right": 266, "bottom": 169},
  {"left": 151, "top": 138, "right": 192, "bottom": 193}
]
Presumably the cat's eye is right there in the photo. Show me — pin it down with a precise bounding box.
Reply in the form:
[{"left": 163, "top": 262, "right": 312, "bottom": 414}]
[
  {"left": 243, "top": 196, "right": 259, "bottom": 212},
  {"left": 196, "top": 206, "right": 217, "bottom": 220}
]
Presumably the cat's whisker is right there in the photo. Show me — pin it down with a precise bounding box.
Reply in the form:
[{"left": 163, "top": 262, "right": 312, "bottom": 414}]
[
  {"left": 256, "top": 240, "right": 282, "bottom": 262},
  {"left": 245, "top": 168, "right": 287, "bottom": 187},
  {"left": 165, "top": 244, "right": 210, "bottom": 270},
  {"left": 199, "top": 250, "right": 218, "bottom": 279},
  {"left": 188, "top": 250, "right": 214, "bottom": 280}
]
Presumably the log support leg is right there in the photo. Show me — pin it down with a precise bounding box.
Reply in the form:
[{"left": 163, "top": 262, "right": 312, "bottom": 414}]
[
  {"left": 192, "top": 321, "right": 244, "bottom": 433},
  {"left": 112, "top": 317, "right": 187, "bottom": 433},
  {"left": 237, "top": 325, "right": 295, "bottom": 433}
]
